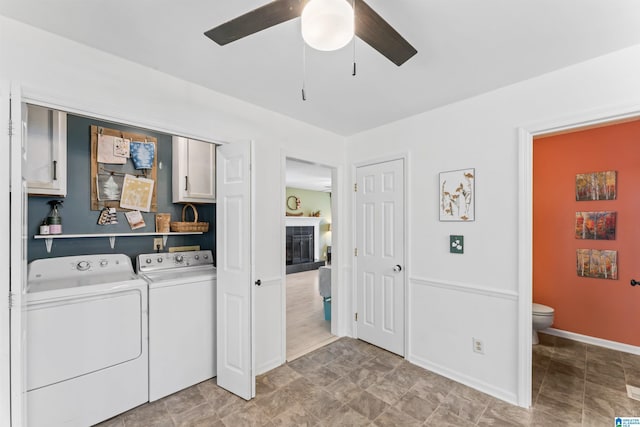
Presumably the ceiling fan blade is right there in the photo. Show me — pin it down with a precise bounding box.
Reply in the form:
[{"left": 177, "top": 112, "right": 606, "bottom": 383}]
[
  {"left": 354, "top": 0, "right": 417, "bottom": 66},
  {"left": 205, "top": 0, "right": 304, "bottom": 46}
]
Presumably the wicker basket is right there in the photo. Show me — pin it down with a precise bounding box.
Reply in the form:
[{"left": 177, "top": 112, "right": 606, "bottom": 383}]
[{"left": 170, "top": 203, "right": 209, "bottom": 232}]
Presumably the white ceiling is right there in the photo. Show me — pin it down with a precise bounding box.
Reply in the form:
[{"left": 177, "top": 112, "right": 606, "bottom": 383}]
[
  {"left": 1, "top": 1, "right": 639, "bottom": 136},
  {"left": 286, "top": 158, "right": 332, "bottom": 192}
]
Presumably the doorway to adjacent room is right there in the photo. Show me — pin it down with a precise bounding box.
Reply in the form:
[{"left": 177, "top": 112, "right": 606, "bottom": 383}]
[{"left": 284, "top": 158, "right": 337, "bottom": 360}]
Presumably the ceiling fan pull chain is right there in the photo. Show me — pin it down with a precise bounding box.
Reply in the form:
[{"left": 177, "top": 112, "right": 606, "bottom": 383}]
[
  {"left": 352, "top": 40, "right": 356, "bottom": 76},
  {"left": 352, "top": 0, "right": 357, "bottom": 76},
  {"left": 302, "top": 42, "right": 307, "bottom": 101}
]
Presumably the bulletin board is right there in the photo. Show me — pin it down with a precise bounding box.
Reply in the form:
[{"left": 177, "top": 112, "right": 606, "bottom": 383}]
[{"left": 90, "top": 125, "right": 158, "bottom": 211}]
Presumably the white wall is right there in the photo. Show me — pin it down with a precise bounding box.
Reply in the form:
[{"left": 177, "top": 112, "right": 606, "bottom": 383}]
[
  {"left": 346, "top": 44, "right": 640, "bottom": 404},
  {"left": 0, "top": 16, "right": 347, "bottom": 379}
]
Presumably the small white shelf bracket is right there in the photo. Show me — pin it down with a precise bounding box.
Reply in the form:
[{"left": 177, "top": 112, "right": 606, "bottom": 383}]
[
  {"left": 44, "top": 238, "right": 53, "bottom": 253},
  {"left": 109, "top": 236, "right": 116, "bottom": 249}
]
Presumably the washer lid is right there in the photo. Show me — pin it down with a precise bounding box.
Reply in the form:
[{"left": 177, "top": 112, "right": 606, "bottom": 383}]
[
  {"left": 26, "top": 275, "right": 147, "bottom": 304},
  {"left": 533, "top": 303, "right": 554, "bottom": 314},
  {"left": 28, "top": 272, "right": 143, "bottom": 293}
]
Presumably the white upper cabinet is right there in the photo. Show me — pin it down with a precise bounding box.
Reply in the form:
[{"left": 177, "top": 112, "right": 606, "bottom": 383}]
[
  {"left": 172, "top": 136, "right": 216, "bottom": 203},
  {"left": 25, "top": 104, "right": 67, "bottom": 196}
]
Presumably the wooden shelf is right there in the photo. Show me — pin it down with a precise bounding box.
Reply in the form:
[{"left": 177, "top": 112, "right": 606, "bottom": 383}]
[{"left": 34, "top": 232, "right": 203, "bottom": 253}]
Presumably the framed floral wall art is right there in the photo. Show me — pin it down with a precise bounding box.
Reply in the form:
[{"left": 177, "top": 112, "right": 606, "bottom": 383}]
[{"left": 439, "top": 168, "right": 475, "bottom": 221}]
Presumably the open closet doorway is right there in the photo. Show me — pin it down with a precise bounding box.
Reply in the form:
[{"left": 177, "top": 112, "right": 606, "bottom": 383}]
[{"left": 285, "top": 158, "right": 338, "bottom": 361}]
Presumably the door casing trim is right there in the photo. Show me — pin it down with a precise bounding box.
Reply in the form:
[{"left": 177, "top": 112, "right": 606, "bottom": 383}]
[{"left": 517, "top": 103, "right": 640, "bottom": 407}]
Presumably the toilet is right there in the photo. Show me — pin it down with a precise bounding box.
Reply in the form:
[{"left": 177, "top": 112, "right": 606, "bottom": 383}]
[{"left": 532, "top": 303, "right": 554, "bottom": 345}]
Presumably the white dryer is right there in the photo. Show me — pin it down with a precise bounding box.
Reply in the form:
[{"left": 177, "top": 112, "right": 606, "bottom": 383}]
[
  {"left": 26, "top": 254, "right": 148, "bottom": 427},
  {"left": 137, "top": 250, "right": 216, "bottom": 401}
]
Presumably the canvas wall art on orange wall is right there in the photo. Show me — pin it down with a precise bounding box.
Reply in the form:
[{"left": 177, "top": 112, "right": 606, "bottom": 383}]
[
  {"left": 576, "top": 249, "right": 618, "bottom": 280},
  {"left": 575, "top": 170, "right": 616, "bottom": 201},
  {"left": 575, "top": 211, "right": 616, "bottom": 240}
]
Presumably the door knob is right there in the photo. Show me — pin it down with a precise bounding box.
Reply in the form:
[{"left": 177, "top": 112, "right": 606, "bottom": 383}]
[
  {"left": 255, "top": 279, "right": 262, "bottom": 286},
  {"left": 631, "top": 279, "right": 639, "bottom": 287},
  {"left": 393, "top": 265, "right": 402, "bottom": 272}
]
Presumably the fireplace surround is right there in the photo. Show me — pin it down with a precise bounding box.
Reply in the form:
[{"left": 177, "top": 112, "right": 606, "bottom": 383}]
[{"left": 285, "top": 216, "right": 324, "bottom": 274}]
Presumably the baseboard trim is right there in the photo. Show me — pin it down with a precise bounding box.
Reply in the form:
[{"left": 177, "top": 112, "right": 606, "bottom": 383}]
[
  {"left": 544, "top": 328, "right": 640, "bottom": 356},
  {"left": 407, "top": 353, "right": 519, "bottom": 406}
]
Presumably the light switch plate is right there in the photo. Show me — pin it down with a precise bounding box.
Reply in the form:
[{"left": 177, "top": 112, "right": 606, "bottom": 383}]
[{"left": 450, "top": 235, "right": 464, "bottom": 254}]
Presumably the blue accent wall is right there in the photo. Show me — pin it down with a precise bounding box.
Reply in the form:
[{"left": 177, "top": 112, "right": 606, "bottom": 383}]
[{"left": 28, "top": 114, "right": 215, "bottom": 264}]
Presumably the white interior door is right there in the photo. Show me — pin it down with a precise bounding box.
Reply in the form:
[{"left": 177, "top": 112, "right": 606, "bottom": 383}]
[
  {"left": 1, "top": 83, "right": 27, "bottom": 426},
  {"left": 0, "top": 80, "right": 12, "bottom": 427},
  {"left": 216, "top": 141, "right": 254, "bottom": 400},
  {"left": 355, "top": 159, "right": 405, "bottom": 356}
]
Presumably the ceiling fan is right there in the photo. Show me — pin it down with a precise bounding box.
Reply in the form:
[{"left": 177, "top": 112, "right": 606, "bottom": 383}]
[{"left": 204, "top": 0, "right": 417, "bottom": 66}]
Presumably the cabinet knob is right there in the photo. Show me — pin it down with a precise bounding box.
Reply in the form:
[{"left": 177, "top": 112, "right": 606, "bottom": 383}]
[{"left": 185, "top": 176, "right": 188, "bottom": 191}]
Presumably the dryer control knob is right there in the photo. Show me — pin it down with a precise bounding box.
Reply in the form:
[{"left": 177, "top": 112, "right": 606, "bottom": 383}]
[
  {"left": 145, "top": 258, "right": 152, "bottom": 264},
  {"left": 77, "top": 261, "right": 90, "bottom": 271},
  {"left": 195, "top": 255, "right": 200, "bottom": 260},
  {"left": 157, "top": 257, "right": 163, "bottom": 263},
  {"left": 175, "top": 255, "right": 184, "bottom": 263}
]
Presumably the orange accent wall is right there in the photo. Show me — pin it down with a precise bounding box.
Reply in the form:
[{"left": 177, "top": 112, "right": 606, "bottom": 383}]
[{"left": 533, "top": 119, "right": 640, "bottom": 347}]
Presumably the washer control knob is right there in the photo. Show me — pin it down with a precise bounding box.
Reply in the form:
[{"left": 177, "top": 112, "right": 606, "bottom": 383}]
[
  {"left": 203, "top": 254, "right": 209, "bottom": 259},
  {"left": 145, "top": 258, "right": 152, "bottom": 264},
  {"left": 99, "top": 260, "right": 108, "bottom": 267},
  {"left": 157, "top": 257, "right": 163, "bottom": 263},
  {"left": 77, "top": 261, "right": 90, "bottom": 271},
  {"left": 175, "top": 255, "right": 184, "bottom": 263},
  {"left": 195, "top": 255, "right": 200, "bottom": 260}
]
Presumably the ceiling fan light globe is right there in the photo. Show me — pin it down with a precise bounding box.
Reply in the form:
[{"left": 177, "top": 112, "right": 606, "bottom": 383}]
[{"left": 301, "top": 0, "right": 354, "bottom": 51}]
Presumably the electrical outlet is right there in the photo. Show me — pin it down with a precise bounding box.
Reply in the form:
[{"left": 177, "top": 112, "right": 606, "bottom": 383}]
[
  {"left": 472, "top": 338, "right": 484, "bottom": 354},
  {"left": 153, "top": 238, "right": 163, "bottom": 251}
]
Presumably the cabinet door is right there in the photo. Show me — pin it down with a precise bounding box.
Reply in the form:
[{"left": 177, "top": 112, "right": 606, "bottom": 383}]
[
  {"left": 25, "top": 104, "right": 67, "bottom": 196},
  {"left": 186, "top": 139, "right": 216, "bottom": 201},
  {"left": 173, "top": 137, "right": 216, "bottom": 203}
]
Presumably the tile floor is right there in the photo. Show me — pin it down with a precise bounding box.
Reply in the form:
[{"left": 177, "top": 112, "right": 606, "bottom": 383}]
[{"left": 97, "top": 334, "right": 640, "bottom": 426}]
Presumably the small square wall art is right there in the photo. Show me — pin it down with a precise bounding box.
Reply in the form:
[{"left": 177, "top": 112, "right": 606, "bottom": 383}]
[
  {"left": 575, "top": 211, "right": 616, "bottom": 240},
  {"left": 575, "top": 170, "right": 616, "bottom": 201},
  {"left": 576, "top": 249, "right": 618, "bottom": 280},
  {"left": 439, "top": 168, "right": 475, "bottom": 221}
]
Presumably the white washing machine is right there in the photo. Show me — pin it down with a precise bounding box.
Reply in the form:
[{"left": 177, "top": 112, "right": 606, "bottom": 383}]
[
  {"left": 137, "top": 250, "right": 216, "bottom": 401},
  {"left": 26, "top": 254, "right": 148, "bottom": 427}
]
